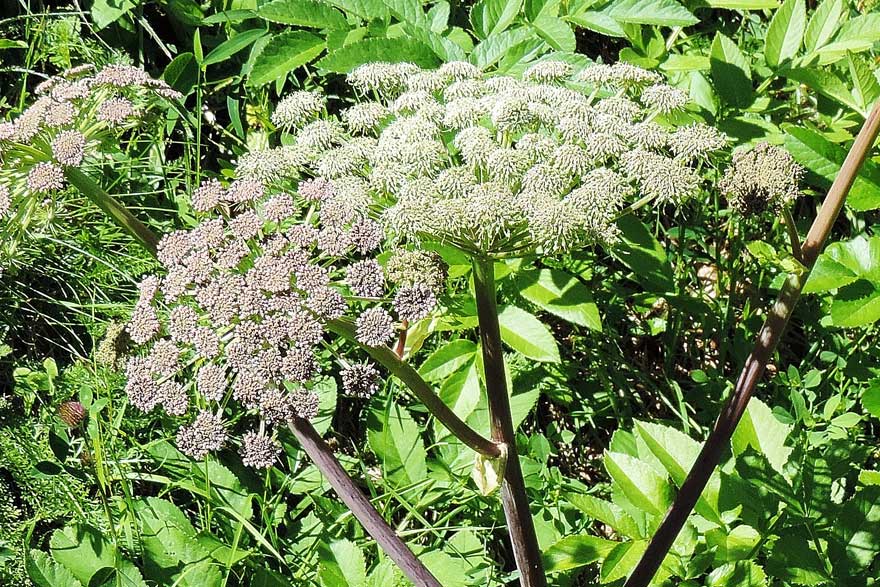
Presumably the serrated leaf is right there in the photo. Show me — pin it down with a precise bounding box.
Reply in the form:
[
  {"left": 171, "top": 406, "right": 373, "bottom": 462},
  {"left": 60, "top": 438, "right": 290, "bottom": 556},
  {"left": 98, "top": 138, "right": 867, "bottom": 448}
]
[
  {"left": 848, "top": 53, "right": 880, "bottom": 112},
  {"left": 258, "top": 0, "right": 348, "bottom": 28},
  {"left": 634, "top": 421, "right": 723, "bottom": 523},
  {"left": 419, "top": 340, "right": 477, "bottom": 382},
  {"left": 497, "top": 305, "right": 560, "bottom": 363},
  {"left": 565, "top": 493, "right": 642, "bottom": 538},
  {"left": 702, "top": 0, "right": 778, "bottom": 6},
  {"left": 318, "top": 540, "right": 367, "bottom": 587},
  {"left": 710, "top": 32, "right": 753, "bottom": 107},
  {"left": 566, "top": 11, "right": 625, "bottom": 37},
  {"left": 707, "top": 561, "right": 768, "bottom": 586},
  {"left": 27, "top": 550, "right": 83, "bottom": 587},
  {"left": 766, "top": 531, "right": 828, "bottom": 585},
  {"left": 516, "top": 268, "right": 601, "bottom": 331},
  {"left": 861, "top": 380, "right": 880, "bottom": 419},
  {"left": 202, "top": 29, "right": 267, "bottom": 66},
  {"left": 317, "top": 37, "right": 438, "bottom": 72},
  {"left": 49, "top": 525, "right": 116, "bottom": 586},
  {"left": 828, "top": 488, "right": 880, "bottom": 573},
  {"left": 248, "top": 31, "right": 326, "bottom": 86},
  {"left": 470, "top": 0, "right": 522, "bottom": 39},
  {"left": 600, "top": 540, "right": 648, "bottom": 582},
  {"left": 604, "top": 451, "right": 673, "bottom": 516},
  {"left": 829, "top": 281, "right": 880, "bottom": 327},
  {"left": 603, "top": 0, "right": 697, "bottom": 26},
  {"left": 804, "top": 0, "right": 843, "bottom": 52},
  {"left": 805, "top": 235, "right": 880, "bottom": 293},
  {"left": 435, "top": 361, "right": 481, "bottom": 437},
  {"left": 531, "top": 15, "right": 576, "bottom": 51},
  {"left": 542, "top": 535, "right": 617, "bottom": 573},
  {"left": 367, "top": 400, "right": 427, "bottom": 487},
  {"left": 731, "top": 397, "right": 792, "bottom": 475},
  {"left": 764, "top": 0, "right": 805, "bottom": 68},
  {"left": 783, "top": 125, "right": 880, "bottom": 210},
  {"left": 469, "top": 27, "right": 532, "bottom": 69}
]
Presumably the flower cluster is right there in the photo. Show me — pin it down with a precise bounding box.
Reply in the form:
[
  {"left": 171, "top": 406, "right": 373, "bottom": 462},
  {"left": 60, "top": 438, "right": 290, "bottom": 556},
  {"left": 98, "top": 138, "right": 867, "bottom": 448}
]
[
  {"left": 124, "top": 172, "right": 441, "bottom": 467},
  {"left": 248, "top": 60, "right": 727, "bottom": 255},
  {"left": 720, "top": 142, "right": 803, "bottom": 215},
  {"left": 0, "top": 63, "right": 181, "bottom": 212}
]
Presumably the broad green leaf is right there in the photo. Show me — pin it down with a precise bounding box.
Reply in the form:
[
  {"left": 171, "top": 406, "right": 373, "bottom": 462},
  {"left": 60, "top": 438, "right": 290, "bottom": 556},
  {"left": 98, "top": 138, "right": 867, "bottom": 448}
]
[
  {"left": 710, "top": 32, "right": 753, "bottom": 107},
  {"left": 419, "top": 339, "right": 477, "bottom": 382},
  {"left": 164, "top": 52, "right": 198, "bottom": 95},
  {"left": 202, "top": 29, "right": 268, "bottom": 66},
  {"left": 566, "top": 12, "right": 626, "bottom": 37},
  {"left": 258, "top": 0, "right": 348, "bottom": 28},
  {"left": 318, "top": 540, "right": 367, "bottom": 587},
  {"left": 91, "top": 0, "right": 137, "bottom": 29},
  {"left": 470, "top": 0, "right": 522, "bottom": 39},
  {"left": 248, "top": 31, "right": 326, "bottom": 86},
  {"left": 307, "top": 376, "right": 338, "bottom": 436},
  {"left": 804, "top": 0, "right": 843, "bottom": 52},
  {"left": 114, "top": 559, "right": 149, "bottom": 587},
  {"left": 661, "top": 54, "right": 710, "bottom": 71},
  {"left": 731, "top": 398, "right": 792, "bottom": 475},
  {"left": 27, "top": 550, "right": 83, "bottom": 587},
  {"left": 829, "top": 281, "right": 880, "bottom": 327},
  {"left": 833, "top": 14, "right": 880, "bottom": 47},
  {"left": 603, "top": 0, "right": 698, "bottom": 26},
  {"left": 193, "top": 460, "right": 252, "bottom": 520},
  {"left": 859, "top": 470, "right": 880, "bottom": 486},
  {"left": 783, "top": 125, "right": 880, "bottom": 210},
  {"left": 635, "top": 421, "right": 723, "bottom": 523},
  {"left": 470, "top": 27, "right": 533, "bottom": 69},
  {"left": 498, "top": 305, "right": 561, "bottom": 363},
  {"left": 804, "top": 235, "right": 880, "bottom": 293},
  {"left": 531, "top": 16, "right": 576, "bottom": 51},
  {"left": 565, "top": 493, "right": 642, "bottom": 538},
  {"left": 49, "top": 524, "right": 116, "bottom": 585},
  {"left": 612, "top": 215, "right": 674, "bottom": 292},
  {"left": 367, "top": 400, "right": 427, "bottom": 487},
  {"left": 848, "top": 53, "right": 880, "bottom": 112},
  {"left": 764, "top": 0, "right": 805, "bottom": 68},
  {"left": 706, "top": 525, "right": 761, "bottom": 564},
  {"left": 317, "top": 37, "right": 438, "bottom": 72},
  {"left": 542, "top": 535, "right": 617, "bottom": 573},
  {"left": 861, "top": 380, "right": 880, "bottom": 419},
  {"left": 745, "top": 240, "right": 806, "bottom": 275},
  {"left": 604, "top": 451, "right": 673, "bottom": 516},
  {"left": 202, "top": 9, "right": 257, "bottom": 24},
  {"left": 707, "top": 561, "right": 768, "bottom": 586},
  {"left": 702, "top": 0, "right": 778, "bottom": 6},
  {"left": 134, "top": 497, "right": 206, "bottom": 569},
  {"left": 435, "top": 361, "right": 481, "bottom": 438},
  {"left": 515, "top": 268, "right": 601, "bottom": 331},
  {"left": 828, "top": 488, "right": 880, "bottom": 573},
  {"left": 766, "top": 531, "right": 829, "bottom": 585},
  {"left": 600, "top": 540, "right": 648, "bottom": 583},
  {"left": 382, "top": 0, "right": 426, "bottom": 25},
  {"left": 427, "top": 2, "right": 450, "bottom": 32},
  {"left": 326, "top": 0, "right": 389, "bottom": 20},
  {"left": 0, "top": 39, "right": 27, "bottom": 49}
]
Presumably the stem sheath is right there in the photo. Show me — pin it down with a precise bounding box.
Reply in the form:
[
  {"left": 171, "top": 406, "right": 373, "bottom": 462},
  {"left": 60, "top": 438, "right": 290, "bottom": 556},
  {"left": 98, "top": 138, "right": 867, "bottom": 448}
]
[
  {"left": 472, "top": 257, "right": 546, "bottom": 587},
  {"left": 624, "top": 100, "right": 880, "bottom": 587}
]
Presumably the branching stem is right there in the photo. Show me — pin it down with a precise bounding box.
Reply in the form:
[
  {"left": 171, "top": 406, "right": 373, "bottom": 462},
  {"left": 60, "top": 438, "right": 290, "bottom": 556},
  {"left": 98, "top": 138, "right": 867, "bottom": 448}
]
[{"left": 624, "top": 100, "right": 880, "bottom": 587}]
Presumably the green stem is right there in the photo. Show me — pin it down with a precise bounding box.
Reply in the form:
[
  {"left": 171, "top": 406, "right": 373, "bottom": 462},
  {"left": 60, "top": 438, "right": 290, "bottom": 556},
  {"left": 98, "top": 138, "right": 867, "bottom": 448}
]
[
  {"left": 624, "top": 99, "right": 880, "bottom": 587},
  {"left": 325, "top": 319, "right": 501, "bottom": 458},
  {"left": 471, "top": 257, "right": 546, "bottom": 587},
  {"left": 782, "top": 206, "right": 803, "bottom": 262},
  {"left": 64, "top": 166, "right": 160, "bottom": 257}
]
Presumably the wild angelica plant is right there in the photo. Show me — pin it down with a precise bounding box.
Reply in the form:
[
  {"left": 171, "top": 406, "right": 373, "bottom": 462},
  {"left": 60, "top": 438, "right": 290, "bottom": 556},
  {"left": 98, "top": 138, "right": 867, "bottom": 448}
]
[
  {"left": 0, "top": 63, "right": 181, "bottom": 254},
  {"left": 111, "top": 59, "right": 733, "bottom": 587}
]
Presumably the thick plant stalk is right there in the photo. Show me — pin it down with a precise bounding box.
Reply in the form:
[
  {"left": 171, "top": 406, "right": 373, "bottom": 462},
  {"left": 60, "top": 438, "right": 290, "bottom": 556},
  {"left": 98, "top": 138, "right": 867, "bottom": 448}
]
[
  {"left": 326, "top": 319, "right": 501, "bottom": 458},
  {"left": 289, "top": 417, "right": 442, "bottom": 587},
  {"left": 64, "top": 166, "right": 160, "bottom": 256},
  {"left": 624, "top": 100, "right": 880, "bottom": 587},
  {"left": 472, "top": 257, "right": 547, "bottom": 587}
]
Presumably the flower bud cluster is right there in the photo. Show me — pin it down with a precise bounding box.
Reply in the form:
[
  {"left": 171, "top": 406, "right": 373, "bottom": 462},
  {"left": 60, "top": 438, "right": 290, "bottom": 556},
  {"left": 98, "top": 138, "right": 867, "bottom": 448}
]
[
  {"left": 262, "top": 60, "right": 728, "bottom": 256},
  {"left": 125, "top": 170, "right": 442, "bottom": 467},
  {"left": 0, "top": 63, "right": 181, "bottom": 208}
]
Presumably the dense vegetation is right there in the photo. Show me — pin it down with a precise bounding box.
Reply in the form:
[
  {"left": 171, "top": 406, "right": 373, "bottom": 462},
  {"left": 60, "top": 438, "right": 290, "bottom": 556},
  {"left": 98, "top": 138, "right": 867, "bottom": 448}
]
[{"left": 0, "top": 1, "right": 879, "bottom": 586}]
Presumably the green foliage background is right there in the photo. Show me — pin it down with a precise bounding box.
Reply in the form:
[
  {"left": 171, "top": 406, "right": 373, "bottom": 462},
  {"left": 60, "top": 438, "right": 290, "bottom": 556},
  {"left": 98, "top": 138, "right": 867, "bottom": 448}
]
[{"left": 0, "top": 0, "right": 879, "bottom": 586}]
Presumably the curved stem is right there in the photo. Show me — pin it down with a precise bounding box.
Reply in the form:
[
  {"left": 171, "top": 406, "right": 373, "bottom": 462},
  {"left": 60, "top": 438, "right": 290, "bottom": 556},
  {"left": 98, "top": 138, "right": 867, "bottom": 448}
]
[
  {"left": 472, "top": 257, "right": 546, "bottom": 587},
  {"left": 781, "top": 207, "right": 803, "bottom": 262},
  {"left": 64, "top": 166, "right": 160, "bottom": 256},
  {"left": 289, "top": 417, "right": 442, "bottom": 587},
  {"left": 325, "top": 319, "right": 501, "bottom": 458},
  {"left": 624, "top": 99, "right": 880, "bottom": 587}
]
